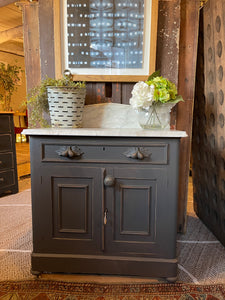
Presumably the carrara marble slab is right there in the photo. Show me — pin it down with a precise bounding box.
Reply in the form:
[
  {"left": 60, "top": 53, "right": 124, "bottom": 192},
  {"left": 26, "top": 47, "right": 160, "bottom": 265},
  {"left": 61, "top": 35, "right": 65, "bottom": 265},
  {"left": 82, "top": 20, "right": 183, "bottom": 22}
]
[{"left": 22, "top": 103, "right": 187, "bottom": 138}]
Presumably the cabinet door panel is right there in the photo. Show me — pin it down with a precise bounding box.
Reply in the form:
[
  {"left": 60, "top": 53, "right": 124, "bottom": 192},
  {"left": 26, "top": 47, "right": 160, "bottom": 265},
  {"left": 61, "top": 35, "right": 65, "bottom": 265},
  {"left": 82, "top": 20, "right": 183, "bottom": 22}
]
[
  {"left": 53, "top": 178, "right": 92, "bottom": 236},
  {"left": 105, "top": 167, "right": 166, "bottom": 256},
  {"left": 33, "top": 166, "right": 104, "bottom": 254},
  {"left": 119, "top": 182, "right": 152, "bottom": 236}
]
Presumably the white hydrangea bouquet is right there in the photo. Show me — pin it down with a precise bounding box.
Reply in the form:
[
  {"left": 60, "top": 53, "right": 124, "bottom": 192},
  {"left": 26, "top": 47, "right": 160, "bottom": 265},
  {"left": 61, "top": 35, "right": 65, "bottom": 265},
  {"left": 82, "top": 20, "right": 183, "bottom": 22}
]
[{"left": 129, "top": 71, "right": 183, "bottom": 129}]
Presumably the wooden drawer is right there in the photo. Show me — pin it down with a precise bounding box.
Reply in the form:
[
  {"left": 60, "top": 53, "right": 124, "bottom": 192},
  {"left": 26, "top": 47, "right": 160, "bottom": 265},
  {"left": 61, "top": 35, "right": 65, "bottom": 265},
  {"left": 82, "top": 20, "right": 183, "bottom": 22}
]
[
  {"left": 0, "top": 115, "right": 12, "bottom": 133},
  {"left": 41, "top": 141, "right": 169, "bottom": 165},
  {"left": 0, "top": 134, "right": 12, "bottom": 152},
  {"left": 0, "top": 170, "right": 16, "bottom": 189},
  {"left": 0, "top": 153, "right": 14, "bottom": 170}
]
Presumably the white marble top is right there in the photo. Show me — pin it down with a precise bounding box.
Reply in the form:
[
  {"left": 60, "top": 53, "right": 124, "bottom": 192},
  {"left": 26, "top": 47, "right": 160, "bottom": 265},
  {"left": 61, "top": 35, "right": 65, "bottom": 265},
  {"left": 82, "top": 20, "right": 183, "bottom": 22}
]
[
  {"left": 22, "top": 128, "right": 187, "bottom": 138},
  {"left": 22, "top": 103, "right": 187, "bottom": 138},
  {"left": 82, "top": 103, "right": 139, "bottom": 128}
]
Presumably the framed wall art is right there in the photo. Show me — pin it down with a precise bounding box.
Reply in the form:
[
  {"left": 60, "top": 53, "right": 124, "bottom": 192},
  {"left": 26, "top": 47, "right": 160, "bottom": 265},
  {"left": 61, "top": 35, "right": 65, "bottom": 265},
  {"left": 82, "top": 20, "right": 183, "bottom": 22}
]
[{"left": 55, "top": 0, "right": 158, "bottom": 82}]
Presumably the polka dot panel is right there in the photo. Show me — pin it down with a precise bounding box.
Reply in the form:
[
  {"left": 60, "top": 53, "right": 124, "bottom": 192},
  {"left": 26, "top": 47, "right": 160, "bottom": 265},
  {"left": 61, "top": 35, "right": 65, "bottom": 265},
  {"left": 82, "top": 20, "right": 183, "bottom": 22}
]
[
  {"left": 207, "top": 23, "right": 211, "bottom": 39},
  {"left": 202, "top": 114, "right": 207, "bottom": 127},
  {"left": 211, "top": 154, "right": 217, "bottom": 168},
  {"left": 209, "top": 133, "right": 216, "bottom": 148},
  {"left": 218, "top": 65, "right": 223, "bottom": 81},
  {"left": 208, "top": 70, "right": 214, "bottom": 84},
  {"left": 220, "top": 136, "right": 225, "bottom": 150},
  {"left": 219, "top": 113, "right": 225, "bottom": 128},
  {"left": 203, "top": 132, "right": 208, "bottom": 145},
  {"left": 208, "top": 92, "right": 214, "bottom": 105},
  {"left": 218, "top": 89, "right": 224, "bottom": 105},
  {"left": 215, "top": 15, "right": 221, "bottom": 33},
  {"left": 217, "top": 40, "right": 222, "bottom": 57},
  {"left": 209, "top": 113, "right": 215, "bottom": 127},
  {"left": 221, "top": 157, "right": 225, "bottom": 170},
  {"left": 212, "top": 192, "right": 218, "bottom": 207},
  {"left": 208, "top": 47, "right": 213, "bottom": 62},
  {"left": 192, "top": 6, "right": 225, "bottom": 246}
]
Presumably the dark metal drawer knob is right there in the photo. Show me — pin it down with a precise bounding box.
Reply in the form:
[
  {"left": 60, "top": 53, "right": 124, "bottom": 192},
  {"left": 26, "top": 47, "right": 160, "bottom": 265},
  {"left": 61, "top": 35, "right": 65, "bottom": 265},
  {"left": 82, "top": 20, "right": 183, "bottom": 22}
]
[
  {"left": 125, "top": 148, "right": 147, "bottom": 160},
  {"left": 104, "top": 175, "right": 115, "bottom": 187},
  {"left": 58, "top": 146, "right": 83, "bottom": 158}
]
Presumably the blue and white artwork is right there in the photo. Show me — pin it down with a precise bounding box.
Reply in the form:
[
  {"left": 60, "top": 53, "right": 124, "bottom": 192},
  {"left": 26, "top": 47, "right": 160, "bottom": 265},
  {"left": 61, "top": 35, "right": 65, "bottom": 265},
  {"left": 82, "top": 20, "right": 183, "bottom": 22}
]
[{"left": 66, "top": 0, "right": 144, "bottom": 69}]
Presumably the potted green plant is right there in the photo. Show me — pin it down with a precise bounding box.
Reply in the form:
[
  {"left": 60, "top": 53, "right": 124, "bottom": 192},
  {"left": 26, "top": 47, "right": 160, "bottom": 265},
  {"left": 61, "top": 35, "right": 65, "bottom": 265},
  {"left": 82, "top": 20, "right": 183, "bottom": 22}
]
[
  {"left": 0, "top": 62, "right": 22, "bottom": 111},
  {"left": 27, "top": 71, "right": 86, "bottom": 128}
]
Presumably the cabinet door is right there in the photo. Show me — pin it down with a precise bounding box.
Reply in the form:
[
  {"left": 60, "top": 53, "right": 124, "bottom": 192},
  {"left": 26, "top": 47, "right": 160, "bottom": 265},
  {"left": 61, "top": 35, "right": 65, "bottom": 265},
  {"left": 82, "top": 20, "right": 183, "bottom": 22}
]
[
  {"left": 104, "top": 167, "right": 172, "bottom": 257},
  {"left": 32, "top": 166, "right": 104, "bottom": 255}
]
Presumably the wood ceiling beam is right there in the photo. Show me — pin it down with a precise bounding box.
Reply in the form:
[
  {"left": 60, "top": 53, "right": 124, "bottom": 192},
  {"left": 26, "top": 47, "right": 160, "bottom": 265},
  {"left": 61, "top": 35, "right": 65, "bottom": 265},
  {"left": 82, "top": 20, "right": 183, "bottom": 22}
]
[
  {"left": 0, "top": 39, "right": 24, "bottom": 56},
  {"left": 0, "top": 0, "right": 17, "bottom": 7},
  {"left": 0, "top": 47, "right": 24, "bottom": 56},
  {"left": 0, "top": 25, "right": 23, "bottom": 44}
]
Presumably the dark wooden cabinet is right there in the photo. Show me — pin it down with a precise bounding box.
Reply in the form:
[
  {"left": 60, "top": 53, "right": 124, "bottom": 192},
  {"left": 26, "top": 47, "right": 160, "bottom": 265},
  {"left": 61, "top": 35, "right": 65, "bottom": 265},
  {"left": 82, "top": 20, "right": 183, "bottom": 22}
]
[
  {"left": 0, "top": 113, "right": 18, "bottom": 196},
  {"left": 28, "top": 132, "right": 184, "bottom": 281}
]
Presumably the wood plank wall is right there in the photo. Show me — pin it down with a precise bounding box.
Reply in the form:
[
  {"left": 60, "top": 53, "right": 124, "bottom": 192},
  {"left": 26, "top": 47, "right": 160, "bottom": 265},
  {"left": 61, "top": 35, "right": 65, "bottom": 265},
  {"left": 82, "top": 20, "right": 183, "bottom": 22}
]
[
  {"left": 18, "top": 1, "right": 41, "bottom": 95},
  {"left": 156, "top": 0, "right": 181, "bottom": 129},
  {"left": 176, "top": 0, "right": 200, "bottom": 232},
  {"left": 20, "top": 0, "right": 200, "bottom": 232}
]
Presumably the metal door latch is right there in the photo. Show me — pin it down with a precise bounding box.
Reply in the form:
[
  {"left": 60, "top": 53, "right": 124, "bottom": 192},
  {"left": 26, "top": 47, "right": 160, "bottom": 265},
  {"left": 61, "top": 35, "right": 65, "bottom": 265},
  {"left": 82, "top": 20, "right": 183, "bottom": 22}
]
[{"left": 104, "top": 208, "right": 108, "bottom": 225}]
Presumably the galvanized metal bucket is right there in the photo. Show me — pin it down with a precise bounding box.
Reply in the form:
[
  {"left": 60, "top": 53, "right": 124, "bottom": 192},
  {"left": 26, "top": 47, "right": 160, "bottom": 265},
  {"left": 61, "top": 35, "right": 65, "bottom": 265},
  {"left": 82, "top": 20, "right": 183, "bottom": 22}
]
[{"left": 47, "top": 86, "right": 86, "bottom": 128}]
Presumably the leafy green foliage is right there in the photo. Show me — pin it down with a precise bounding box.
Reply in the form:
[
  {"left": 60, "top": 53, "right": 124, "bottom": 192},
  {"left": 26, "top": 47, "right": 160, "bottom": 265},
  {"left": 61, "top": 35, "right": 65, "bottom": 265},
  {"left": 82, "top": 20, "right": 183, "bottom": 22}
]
[
  {"left": 0, "top": 62, "right": 22, "bottom": 111},
  {"left": 27, "top": 75, "right": 86, "bottom": 128},
  {"left": 145, "top": 73, "right": 184, "bottom": 104},
  {"left": 147, "top": 70, "right": 161, "bottom": 81}
]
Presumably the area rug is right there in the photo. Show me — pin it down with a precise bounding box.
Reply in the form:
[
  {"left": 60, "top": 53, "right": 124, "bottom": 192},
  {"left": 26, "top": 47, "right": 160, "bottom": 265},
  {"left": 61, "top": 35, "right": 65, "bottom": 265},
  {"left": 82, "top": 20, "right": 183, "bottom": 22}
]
[
  {"left": 0, "top": 280, "right": 224, "bottom": 300},
  {"left": 1, "top": 188, "right": 225, "bottom": 284}
]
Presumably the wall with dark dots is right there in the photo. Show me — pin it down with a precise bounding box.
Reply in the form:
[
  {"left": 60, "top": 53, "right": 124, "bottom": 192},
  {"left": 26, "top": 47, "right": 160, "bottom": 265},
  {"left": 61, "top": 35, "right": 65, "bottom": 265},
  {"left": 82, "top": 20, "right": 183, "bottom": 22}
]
[{"left": 192, "top": 0, "right": 225, "bottom": 246}]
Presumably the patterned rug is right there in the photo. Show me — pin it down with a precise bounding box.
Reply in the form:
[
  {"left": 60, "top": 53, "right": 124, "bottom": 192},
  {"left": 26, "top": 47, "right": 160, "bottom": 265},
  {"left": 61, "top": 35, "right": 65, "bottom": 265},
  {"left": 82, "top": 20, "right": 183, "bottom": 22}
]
[
  {"left": 1, "top": 186, "right": 225, "bottom": 284},
  {"left": 0, "top": 280, "right": 224, "bottom": 300}
]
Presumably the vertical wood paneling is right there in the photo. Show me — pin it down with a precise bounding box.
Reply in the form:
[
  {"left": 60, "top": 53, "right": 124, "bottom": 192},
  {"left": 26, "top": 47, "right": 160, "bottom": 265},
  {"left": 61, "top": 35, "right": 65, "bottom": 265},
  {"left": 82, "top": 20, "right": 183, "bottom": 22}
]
[
  {"left": 85, "top": 82, "right": 134, "bottom": 105},
  {"left": 112, "top": 83, "right": 122, "bottom": 104},
  {"left": 53, "top": 0, "right": 62, "bottom": 79},
  {"left": 156, "top": 0, "right": 181, "bottom": 128},
  {"left": 39, "top": 0, "right": 55, "bottom": 79},
  {"left": 176, "top": 0, "right": 200, "bottom": 232},
  {"left": 156, "top": 0, "right": 180, "bottom": 85},
  {"left": 121, "top": 84, "right": 135, "bottom": 105},
  {"left": 96, "top": 83, "right": 106, "bottom": 103},
  {"left": 19, "top": 2, "right": 41, "bottom": 94},
  {"left": 85, "top": 83, "right": 96, "bottom": 105}
]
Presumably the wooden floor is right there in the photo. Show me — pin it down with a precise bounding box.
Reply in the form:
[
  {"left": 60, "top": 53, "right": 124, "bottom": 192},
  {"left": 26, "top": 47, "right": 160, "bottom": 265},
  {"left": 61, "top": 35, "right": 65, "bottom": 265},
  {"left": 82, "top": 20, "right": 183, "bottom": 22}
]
[{"left": 16, "top": 141, "right": 31, "bottom": 192}]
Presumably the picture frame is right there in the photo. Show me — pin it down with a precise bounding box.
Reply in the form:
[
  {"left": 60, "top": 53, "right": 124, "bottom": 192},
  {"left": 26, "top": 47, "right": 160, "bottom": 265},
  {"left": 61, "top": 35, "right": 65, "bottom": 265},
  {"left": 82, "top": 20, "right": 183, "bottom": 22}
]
[{"left": 55, "top": 0, "right": 158, "bottom": 82}]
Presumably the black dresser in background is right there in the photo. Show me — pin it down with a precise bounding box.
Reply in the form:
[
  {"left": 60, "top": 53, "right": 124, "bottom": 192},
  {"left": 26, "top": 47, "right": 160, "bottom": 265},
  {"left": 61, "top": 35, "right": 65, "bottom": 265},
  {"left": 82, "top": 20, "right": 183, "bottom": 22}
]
[{"left": 0, "top": 112, "right": 18, "bottom": 196}]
